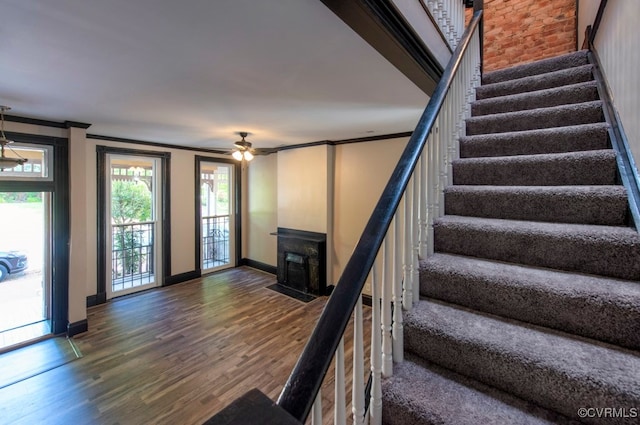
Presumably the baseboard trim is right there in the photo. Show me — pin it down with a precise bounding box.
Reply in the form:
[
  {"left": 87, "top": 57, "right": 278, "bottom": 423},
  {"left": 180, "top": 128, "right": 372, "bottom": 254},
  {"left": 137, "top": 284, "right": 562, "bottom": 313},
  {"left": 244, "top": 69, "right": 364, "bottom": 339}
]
[
  {"left": 164, "top": 270, "right": 201, "bottom": 286},
  {"left": 86, "top": 292, "right": 107, "bottom": 307},
  {"left": 589, "top": 49, "right": 640, "bottom": 231},
  {"left": 67, "top": 319, "right": 88, "bottom": 337},
  {"left": 240, "top": 258, "right": 277, "bottom": 275}
]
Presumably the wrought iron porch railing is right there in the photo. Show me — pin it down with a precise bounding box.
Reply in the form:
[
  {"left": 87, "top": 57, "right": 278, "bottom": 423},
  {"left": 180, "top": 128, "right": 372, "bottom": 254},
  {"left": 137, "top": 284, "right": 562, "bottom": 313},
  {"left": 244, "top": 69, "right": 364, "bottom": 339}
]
[
  {"left": 111, "top": 221, "right": 154, "bottom": 291},
  {"left": 202, "top": 215, "right": 230, "bottom": 269}
]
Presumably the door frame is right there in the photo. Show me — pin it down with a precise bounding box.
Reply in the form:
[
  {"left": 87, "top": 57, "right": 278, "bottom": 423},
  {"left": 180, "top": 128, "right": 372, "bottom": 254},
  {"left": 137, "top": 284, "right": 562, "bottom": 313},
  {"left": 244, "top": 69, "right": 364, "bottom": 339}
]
[
  {"left": 96, "top": 146, "right": 171, "bottom": 303},
  {"left": 194, "top": 156, "right": 241, "bottom": 274},
  {"left": 0, "top": 132, "right": 69, "bottom": 335}
]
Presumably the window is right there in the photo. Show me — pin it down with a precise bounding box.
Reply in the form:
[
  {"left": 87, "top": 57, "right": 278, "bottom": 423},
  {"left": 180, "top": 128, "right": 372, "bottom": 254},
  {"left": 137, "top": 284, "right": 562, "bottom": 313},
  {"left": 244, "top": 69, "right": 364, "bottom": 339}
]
[{"left": 0, "top": 143, "right": 53, "bottom": 181}]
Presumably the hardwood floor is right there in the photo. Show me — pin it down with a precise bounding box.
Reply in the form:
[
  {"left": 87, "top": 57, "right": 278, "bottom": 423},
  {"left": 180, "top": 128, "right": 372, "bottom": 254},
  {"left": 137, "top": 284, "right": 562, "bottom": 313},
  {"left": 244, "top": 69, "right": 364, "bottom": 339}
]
[{"left": 0, "top": 267, "right": 371, "bottom": 425}]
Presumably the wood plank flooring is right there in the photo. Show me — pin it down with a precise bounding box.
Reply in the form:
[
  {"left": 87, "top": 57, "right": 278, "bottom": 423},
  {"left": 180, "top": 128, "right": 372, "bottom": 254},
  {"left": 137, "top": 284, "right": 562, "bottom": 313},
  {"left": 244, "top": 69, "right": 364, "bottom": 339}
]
[{"left": 0, "top": 267, "right": 371, "bottom": 425}]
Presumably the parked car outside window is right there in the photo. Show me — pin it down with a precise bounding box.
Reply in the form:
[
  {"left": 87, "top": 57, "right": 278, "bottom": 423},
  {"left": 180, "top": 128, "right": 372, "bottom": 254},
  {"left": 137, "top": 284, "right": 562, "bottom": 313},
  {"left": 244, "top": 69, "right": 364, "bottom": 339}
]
[{"left": 0, "top": 251, "right": 28, "bottom": 282}]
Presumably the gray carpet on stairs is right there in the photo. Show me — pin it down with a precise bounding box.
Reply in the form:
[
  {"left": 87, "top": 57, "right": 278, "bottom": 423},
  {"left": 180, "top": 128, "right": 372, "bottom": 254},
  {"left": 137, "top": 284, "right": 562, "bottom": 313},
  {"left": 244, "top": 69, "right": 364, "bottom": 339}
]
[
  {"left": 482, "top": 50, "right": 589, "bottom": 84},
  {"left": 382, "top": 354, "right": 581, "bottom": 425},
  {"left": 444, "top": 185, "right": 628, "bottom": 225},
  {"left": 475, "top": 64, "right": 594, "bottom": 100},
  {"left": 472, "top": 81, "right": 599, "bottom": 116},
  {"left": 453, "top": 150, "right": 618, "bottom": 186},
  {"left": 466, "top": 101, "right": 604, "bottom": 135},
  {"left": 419, "top": 253, "right": 640, "bottom": 349},
  {"left": 434, "top": 215, "right": 640, "bottom": 280},
  {"left": 383, "top": 48, "right": 640, "bottom": 425},
  {"left": 404, "top": 300, "right": 640, "bottom": 425},
  {"left": 459, "top": 122, "right": 609, "bottom": 158}
]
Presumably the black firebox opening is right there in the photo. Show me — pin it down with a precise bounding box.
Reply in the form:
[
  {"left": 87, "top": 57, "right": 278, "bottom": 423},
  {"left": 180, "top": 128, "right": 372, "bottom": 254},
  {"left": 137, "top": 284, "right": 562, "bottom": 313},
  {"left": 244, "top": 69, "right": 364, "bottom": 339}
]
[{"left": 276, "top": 228, "right": 327, "bottom": 296}]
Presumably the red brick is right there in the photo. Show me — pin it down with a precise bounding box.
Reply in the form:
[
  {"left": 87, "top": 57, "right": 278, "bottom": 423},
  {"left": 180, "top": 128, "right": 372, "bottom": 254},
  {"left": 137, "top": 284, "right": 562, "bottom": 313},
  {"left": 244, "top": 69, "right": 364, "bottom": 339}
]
[{"left": 479, "top": 0, "right": 576, "bottom": 71}]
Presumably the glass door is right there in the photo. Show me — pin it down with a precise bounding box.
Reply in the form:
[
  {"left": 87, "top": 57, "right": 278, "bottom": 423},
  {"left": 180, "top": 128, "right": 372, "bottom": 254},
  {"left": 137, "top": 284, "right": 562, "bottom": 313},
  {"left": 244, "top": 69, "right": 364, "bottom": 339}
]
[
  {"left": 200, "top": 161, "right": 234, "bottom": 272},
  {"left": 0, "top": 192, "right": 50, "bottom": 335},
  {"left": 106, "top": 155, "right": 162, "bottom": 299}
]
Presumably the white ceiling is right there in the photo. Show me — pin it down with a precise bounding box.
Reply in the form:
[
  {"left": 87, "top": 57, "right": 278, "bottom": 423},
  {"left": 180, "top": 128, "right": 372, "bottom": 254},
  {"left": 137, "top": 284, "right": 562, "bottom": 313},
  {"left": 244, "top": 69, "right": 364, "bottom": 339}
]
[{"left": 0, "top": 0, "right": 430, "bottom": 150}]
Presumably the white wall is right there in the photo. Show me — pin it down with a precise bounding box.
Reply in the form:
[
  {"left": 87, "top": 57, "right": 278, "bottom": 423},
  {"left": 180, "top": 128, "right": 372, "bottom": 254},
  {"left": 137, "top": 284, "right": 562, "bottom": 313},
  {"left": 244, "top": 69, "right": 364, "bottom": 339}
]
[
  {"left": 577, "top": 0, "right": 600, "bottom": 49},
  {"left": 277, "top": 145, "right": 331, "bottom": 233},
  {"left": 333, "top": 137, "right": 409, "bottom": 291},
  {"left": 589, "top": 0, "right": 640, "bottom": 166},
  {"left": 246, "top": 154, "right": 278, "bottom": 266}
]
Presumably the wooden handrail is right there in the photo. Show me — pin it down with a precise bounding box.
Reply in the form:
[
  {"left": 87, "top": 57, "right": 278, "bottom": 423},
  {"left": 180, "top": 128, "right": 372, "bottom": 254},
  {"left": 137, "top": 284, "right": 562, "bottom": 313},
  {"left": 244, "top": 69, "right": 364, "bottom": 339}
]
[
  {"left": 276, "top": 9, "right": 484, "bottom": 422},
  {"left": 588, "top": 0, "right": 608, "bottom": 47}
]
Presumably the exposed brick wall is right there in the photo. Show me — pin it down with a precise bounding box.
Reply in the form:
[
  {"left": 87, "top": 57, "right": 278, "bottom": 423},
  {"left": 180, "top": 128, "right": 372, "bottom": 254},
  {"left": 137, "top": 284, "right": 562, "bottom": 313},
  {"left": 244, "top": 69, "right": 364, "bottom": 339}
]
[{"left": 465, "top": 0, "right": 577, "bottom": 72}]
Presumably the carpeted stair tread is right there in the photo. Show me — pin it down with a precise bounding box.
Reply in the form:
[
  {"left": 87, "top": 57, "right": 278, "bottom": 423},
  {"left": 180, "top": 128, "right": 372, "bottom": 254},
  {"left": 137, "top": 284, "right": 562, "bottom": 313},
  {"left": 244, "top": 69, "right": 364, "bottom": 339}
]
[
  {"left": 482, "top": 50, "right": 589, "bottom": 85},
  {"left": 476, "top": 64, "right": 594, "bottom": 100},
  {"left": 466, "top": 101, "right": 604, "bottom": 135},
  {"left": 386, "top": 49, "right": 640, "bottom": 425},
  {"left": 419, "top": 253, "right": 640, "bottom": 349},
  {"left": 471, "top": 81, "right": 599, "bottom": 116},
  {"left": 459, "top": 123, "right": 609, "bottom": 158},
  {"left": 382, "top": 355, "right": 580, "bottom": 425},
  {"left": 444, "top": 185, "right": 628, "bottom": 225},
  {"left": 404, "top": 299, "right": 640, "bottom": 424},
  {"left": 453, "top": 149, "right": 617, "bottom": 186},
  {"left": 433, "top": 215, "right": 640, "bottom": 280}
]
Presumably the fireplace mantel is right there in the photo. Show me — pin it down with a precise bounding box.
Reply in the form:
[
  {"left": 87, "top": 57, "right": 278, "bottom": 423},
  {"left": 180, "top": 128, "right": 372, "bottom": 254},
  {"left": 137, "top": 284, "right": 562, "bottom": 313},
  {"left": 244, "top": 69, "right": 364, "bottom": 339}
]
[{"left": 276, "top": 228, "right": 327, "bottom": 296}]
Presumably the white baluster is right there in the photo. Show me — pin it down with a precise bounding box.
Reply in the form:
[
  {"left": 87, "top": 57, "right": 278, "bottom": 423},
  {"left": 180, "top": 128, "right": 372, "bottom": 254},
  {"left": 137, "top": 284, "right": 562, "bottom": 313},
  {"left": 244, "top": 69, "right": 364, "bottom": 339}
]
[
  {"left": 335, "top": 337, "right": 346, "bottom": 425},
  {"left": 412, "top": 175, "right": 420, "bottom": 304},
  {"left": 432, "top": 119, "right": 442, "bottom": 219},
  {"left": 426, "top": 130, "right": 436, "bottom": 256},
  {"left": 439, "top": 102, "right": 448, "bottom": 217},
  {"left": 392, "top": 215, "right": 403, "bottom": 363},
  {"left": 369, "top": 260, "right": 382, "bottom": 425},
  {"left": 352, "top": 296, "right": 365, "bottom": 425},
  {"left": 419, "top": 151, "right": 428, "bottom": 259},
  {"left": 447, "top": 85, "right": 457, "bottom": 186},
  {"left": 436, "top": 1, "right": 446, "bottom": 39},
  {"left": 402, "top": 192, "right": 413, "bottom": 310},
  {"left": 381, "top": 236, "right": 393, "bottom": 377},
  {"left": 427, "top": 0, "right": 437, "bottom": 16},
  {"left": 311, "top": 391, "right": 322, "bottom": 425}
]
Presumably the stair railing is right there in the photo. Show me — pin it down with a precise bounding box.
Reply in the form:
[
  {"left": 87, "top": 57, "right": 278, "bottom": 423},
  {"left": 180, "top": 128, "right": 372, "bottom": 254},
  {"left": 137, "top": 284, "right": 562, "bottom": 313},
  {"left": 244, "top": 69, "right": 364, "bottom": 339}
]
[
  {"left": 422, "top": 0, "right": 467, "bottom": 49},
  {"left": 277, "top": 6, "right": 483, "bottom": 424}
]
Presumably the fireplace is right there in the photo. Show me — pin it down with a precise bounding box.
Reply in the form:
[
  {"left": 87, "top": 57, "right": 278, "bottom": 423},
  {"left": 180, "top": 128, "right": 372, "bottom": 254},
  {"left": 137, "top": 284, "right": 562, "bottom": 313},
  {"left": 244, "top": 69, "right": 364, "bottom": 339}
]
[{"left": 276, "top": 228, "right": 327, "bottom": 296}]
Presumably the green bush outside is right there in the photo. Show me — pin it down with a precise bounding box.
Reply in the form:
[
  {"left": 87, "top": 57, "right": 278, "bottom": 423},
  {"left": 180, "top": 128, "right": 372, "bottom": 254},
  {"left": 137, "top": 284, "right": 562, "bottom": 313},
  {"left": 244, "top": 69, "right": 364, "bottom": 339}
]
[{"left": 111, "top": 180, "right": 152, "bottom": 277}]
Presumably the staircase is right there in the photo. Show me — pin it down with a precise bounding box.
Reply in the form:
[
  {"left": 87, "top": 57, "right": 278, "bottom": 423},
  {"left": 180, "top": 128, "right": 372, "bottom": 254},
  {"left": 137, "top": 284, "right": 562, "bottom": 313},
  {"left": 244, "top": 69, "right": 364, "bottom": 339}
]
[{"left": 382, "top": 50, "right": 640, "bottom": 424}]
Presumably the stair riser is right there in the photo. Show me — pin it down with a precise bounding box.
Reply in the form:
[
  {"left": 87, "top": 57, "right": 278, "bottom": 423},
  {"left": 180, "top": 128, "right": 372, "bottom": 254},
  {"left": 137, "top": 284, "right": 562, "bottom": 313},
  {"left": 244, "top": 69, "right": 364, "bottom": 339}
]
[
  {"left": 472, "top": 83, "right": 599, "bottom": 116},
  {"left": 459, "top": 123, "right": 609, "bottom": 158},
  {"left": 420, "top": 265, "right": 640, "bottom": 349},
  {"left": 404, "top": 324, "right": 639, "bottom": 424},
  {"left": 466, "top": 102, "right": 604, "bottom": 136},
  {"left": 482, "top": 51, "right": 589, "bottom": 85},
  {"left": 476, "top": 65, "right": 594, "bottom": 100},
  {"left": 453, "top": 153, "right": 618, "bottom": 186},
  {"left": 433, "top": 222, "right": 640, "bottom": 280},
  {"left": 444, "top": 187, "right": 628, "bottom": 225},
  {"left": 382, "top": 356, "right": 577, "bottom": 425}
]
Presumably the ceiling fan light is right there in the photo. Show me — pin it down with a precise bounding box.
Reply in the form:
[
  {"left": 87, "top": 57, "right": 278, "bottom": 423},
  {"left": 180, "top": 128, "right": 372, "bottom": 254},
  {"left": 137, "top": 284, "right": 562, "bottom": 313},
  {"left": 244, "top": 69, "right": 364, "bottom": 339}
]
[
  {"left": 0, "top": 105, "right": 28, "bottom": 172},
  {"left": 243, "top": 151, "right": 254, "bottom": 161},
  {"left": 232, "top": 150, "right": 243, "bottom": 161}
]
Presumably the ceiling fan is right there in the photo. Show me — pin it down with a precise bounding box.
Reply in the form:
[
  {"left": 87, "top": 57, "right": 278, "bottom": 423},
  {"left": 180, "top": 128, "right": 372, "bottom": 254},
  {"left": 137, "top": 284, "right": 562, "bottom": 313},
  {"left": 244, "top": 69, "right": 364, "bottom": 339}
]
[
  {"left": 0, "top": 106, "right": 28, "bottom": 171},
  {"left": 231, "top": 132, "right": 255, "bottom": 161},
  {"left": 225, "top": 132, "right": 276, "bottom": 161}
]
